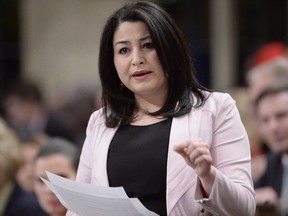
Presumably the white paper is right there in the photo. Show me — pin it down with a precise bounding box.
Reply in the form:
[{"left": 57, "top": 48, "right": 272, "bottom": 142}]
[{"left": 42, "top": 171, "right": 159, "bottom": 216}]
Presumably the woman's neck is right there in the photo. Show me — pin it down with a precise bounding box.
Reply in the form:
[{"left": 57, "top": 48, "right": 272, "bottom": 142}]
[
  {"left": 132, "top": 93, "right": 167, "bottom": 125},
  {"left": 131, "top": 111, "right": 166, "bottom": 126}
]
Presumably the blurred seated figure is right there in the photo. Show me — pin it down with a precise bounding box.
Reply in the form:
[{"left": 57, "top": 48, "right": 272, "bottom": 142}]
[
  {"left": 49, "top": 85, "right": 101, "bottom": 148},
  {"left": 254, "top": 82, "right": 288, "bottom": 216},
  {"left": 245, "top": 56, "right": 288, "bottom": 182},
  {"left": 33, "top": 137, "right": 80, "bottom": 216},
  {"left": 2, "top": 81, "right": 73, "bottom": 142},
  {"left": 0, "top": 117, "right": 45, "bottom": 216},
  {"left": 255, "top": 204, "right": 281, "bottom": 216},
  {"left": 16, "top": 133, "right": 48, "bottom": 192}
]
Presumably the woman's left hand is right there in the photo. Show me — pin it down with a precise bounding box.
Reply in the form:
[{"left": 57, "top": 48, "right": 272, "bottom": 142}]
[{"left": 174, "top": 139, "right": 216, "bottom": 195}]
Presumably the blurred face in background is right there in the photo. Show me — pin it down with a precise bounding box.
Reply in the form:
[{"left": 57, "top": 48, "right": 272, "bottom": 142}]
[
  {"left": 4, "top": 95, "right": 38, "bottom": 127},
  {"left": 34, "top": 154, "right": 76, "bottom": 216},
  {"left": 256, "top": 91, "right": 288, "bottom": 153},
  {"left": 16, "top": 142, "right": 40, "bottom": 192}
]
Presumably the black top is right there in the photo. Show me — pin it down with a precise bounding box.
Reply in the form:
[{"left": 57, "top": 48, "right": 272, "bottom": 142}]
[{"left": 107, "top": 118, "right": 172, "bottom": 216}]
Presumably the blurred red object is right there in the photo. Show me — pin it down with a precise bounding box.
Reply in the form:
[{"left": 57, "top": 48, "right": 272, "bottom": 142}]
[{"left": 250, "top": 42, "right": 286, "bottom": 67}]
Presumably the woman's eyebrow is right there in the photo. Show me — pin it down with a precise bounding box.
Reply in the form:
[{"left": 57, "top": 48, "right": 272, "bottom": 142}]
[
  {"left": 114, "top": 35, "right": 151, "bottom": 47},
  {"left": 114, "top": 40, "right": 129, "bottom": 47},
  {"left": 139, "top": 35, "right": 151, "bottom": 42}
]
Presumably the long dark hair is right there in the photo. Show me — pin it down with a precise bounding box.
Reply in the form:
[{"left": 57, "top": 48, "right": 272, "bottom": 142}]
[{"left": 99, "top": 1, "right": 210, "bottom": 127}]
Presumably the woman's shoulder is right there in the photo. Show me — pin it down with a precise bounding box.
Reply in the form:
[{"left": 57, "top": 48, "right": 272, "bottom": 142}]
[
  {"left": 87, "top": 107, "right": 106, "bottom": 128},
  {"left": 196, "top": 91, "right": 236, "bottom": 113},
  {"left": 206, "top": 91, "right": 235, "bottom": 103}
]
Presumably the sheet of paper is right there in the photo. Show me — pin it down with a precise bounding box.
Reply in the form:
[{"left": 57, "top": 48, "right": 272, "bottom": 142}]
[
  {"left": 46, "top": 171, "right": 128, "bottom": 198},
  {"left": 42, "top": 171, "right": 159, "bottom": 216}
]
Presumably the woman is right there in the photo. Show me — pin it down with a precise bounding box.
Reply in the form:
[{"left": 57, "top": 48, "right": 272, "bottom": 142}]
[
  {"left": 34, "top": 137, "right": 80, "bottom": 216},
  {"left": 68, "top": 1, "right": 255, "bottom": 215}
]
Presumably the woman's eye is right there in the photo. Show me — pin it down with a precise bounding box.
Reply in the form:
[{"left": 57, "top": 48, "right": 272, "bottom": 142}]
[
  {"left": 144, "top": 43, "right": 154, "bottom": 49},
  {"left": 119, "top": 48, "right": 128, "bottom": 54}
]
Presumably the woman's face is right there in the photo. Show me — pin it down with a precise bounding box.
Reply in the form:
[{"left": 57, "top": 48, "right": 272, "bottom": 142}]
[
  {"left": 113, "top": 21, "right": 168, "bottom": 101},
  {"left": 34, "top": 154, "right": 76, "bottom": 216}
]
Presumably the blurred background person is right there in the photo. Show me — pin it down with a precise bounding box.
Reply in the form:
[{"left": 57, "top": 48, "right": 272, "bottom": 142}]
[
  {"left": 16, "top": 133, "right": 48, "bottom": 192},
  {"left": 2, "top": 81, "right": 73, "bottom": 143},
  {"left": 245, "top": 53, "right": 288, "bottom": 182},
  {"left": 0, "top": 117, "right": 45, "bottom": 216},
  {"left": 253, "top": 82, "right": 288, "bottom": 216},
  {"left": 33, "top": 137, "right": 80, "bottom": 216},
  {"left": 246, "top": 54, "right": 288, "bottom": 115},
  {"left": 49, "top": 85, "right": 101, "bottom": 148}
]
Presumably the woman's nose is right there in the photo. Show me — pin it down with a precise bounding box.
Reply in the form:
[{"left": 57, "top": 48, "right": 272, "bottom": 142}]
[{"left": 132, "top": 50, "right": 144, "bottom": 66}]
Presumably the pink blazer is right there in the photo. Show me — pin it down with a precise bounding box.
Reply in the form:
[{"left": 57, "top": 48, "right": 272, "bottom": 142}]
[{"left": 67, "top": 92, "right": 256, "bottom": 216}]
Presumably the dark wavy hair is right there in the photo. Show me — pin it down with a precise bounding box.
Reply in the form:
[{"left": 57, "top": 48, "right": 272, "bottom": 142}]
[{"left": 99, "top": 1, "right": 210, "bottom": 127}]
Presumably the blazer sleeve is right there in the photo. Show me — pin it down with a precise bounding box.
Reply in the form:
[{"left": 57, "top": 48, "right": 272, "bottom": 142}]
[
  {"left": 66, "top": 112, "right": 98, "bottom": 216},
  {"left": 195, "top": 93, "right": 256, "bottom": 216}
]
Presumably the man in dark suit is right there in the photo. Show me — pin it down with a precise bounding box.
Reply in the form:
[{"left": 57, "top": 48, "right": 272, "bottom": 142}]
[{"left": 254, "top": 82, "right": 288, "bottom": 216}]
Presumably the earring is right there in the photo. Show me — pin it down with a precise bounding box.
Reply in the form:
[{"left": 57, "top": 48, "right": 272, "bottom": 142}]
[{"left": 120, "top": 82, "right": 124, "bottom": 91}]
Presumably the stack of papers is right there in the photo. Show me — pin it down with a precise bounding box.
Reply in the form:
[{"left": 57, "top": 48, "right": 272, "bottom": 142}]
[{"left": 42, "top": 171, "right": 159, "bottom": 216}]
